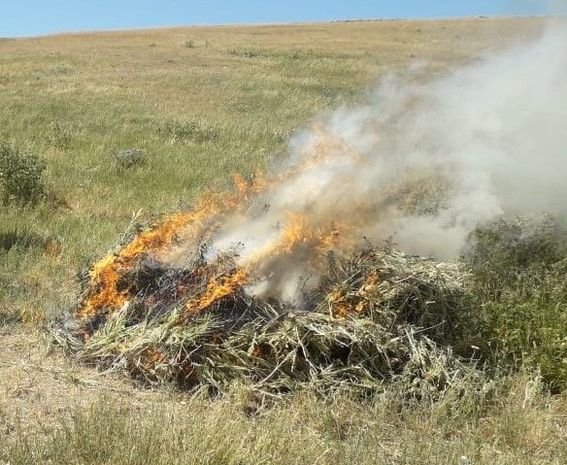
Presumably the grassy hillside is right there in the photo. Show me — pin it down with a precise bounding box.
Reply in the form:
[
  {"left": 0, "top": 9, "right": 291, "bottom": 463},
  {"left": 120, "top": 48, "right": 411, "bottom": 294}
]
[
  {"left": 0, "top": 18, "right": 544, "bottom": 322},
  {"left": 1, "top": 18, "right": 566, "bottom": 465}
]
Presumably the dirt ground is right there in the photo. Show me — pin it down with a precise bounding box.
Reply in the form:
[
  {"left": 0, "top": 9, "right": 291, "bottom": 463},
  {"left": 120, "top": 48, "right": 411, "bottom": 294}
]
[{"left": 0, "top": 324, "right": 175, "bottom": 438}]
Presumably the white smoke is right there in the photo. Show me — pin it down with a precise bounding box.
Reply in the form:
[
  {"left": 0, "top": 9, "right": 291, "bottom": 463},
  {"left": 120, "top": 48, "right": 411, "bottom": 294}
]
[
  {"left": 389, "top": 21, "right": 567, "bottom": 256},
  {"left": 177, "top": 19, "right": 567, "bottom": 301}
]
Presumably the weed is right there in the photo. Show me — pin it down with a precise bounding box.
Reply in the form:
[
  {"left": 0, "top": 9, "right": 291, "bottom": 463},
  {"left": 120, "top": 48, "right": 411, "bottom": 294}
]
[
  {"left": 47, "top": 121, "right": 74, "bottom": 149},
  {"left": 51, "top": 63, "right": 75, "bottom": 75},
  {"left": 0, "top": 229, "right": 48, "bottom": 252},
  {"left": 228, "top": 48, "right": 262, "bottom": 58}
]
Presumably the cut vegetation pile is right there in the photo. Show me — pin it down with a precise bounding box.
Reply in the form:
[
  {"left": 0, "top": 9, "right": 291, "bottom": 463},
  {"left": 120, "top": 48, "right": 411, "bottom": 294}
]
[
  {"left": 53, "top": 231, "right": 482, "bottom": 398},
  {"left": 51, "top": 149, "right": 567, "bottom": 399}
]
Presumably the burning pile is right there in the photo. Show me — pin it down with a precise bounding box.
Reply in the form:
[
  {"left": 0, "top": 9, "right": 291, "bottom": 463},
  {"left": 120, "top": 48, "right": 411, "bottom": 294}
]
[
  {"left": 52, "top": 23, "right": 567, "bottom": 397},
  {"left": 53, "top": 130, "right": 476, "bottom": 396},
  {"left": 54, "top": 237, "right": 471, "bottom": 397}
]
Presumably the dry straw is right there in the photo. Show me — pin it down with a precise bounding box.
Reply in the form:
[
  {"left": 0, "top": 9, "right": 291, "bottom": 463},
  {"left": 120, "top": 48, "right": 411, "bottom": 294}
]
[{"left": 52, "top": 242, "right": 486, "bottom": 401}]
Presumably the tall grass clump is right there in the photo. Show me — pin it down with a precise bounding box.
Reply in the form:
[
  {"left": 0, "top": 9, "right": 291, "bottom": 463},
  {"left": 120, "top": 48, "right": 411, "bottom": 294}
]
[{"left": 3, "top": 373, "right": 565, "bottom": 465}]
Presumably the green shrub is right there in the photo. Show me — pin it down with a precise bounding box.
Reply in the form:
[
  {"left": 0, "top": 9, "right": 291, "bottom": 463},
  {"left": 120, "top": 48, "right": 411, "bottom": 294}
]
[
  {"left": 158, "top": 119, "right": 220, "bottom": 144},
  {"left": 465, "top": 217, "right": 567, "bottom": 392},
  {"left": 479, "top": 263, "right": 567, "bottom": 392},
  {"left": 465, "top": 216, "right": 565, "bottom": 285},
  {"left": 0, "top": 143, "right": 46, "bottom": 205},
  {"left": 114, "top": 148, "right": 145, "bottom": 168}
]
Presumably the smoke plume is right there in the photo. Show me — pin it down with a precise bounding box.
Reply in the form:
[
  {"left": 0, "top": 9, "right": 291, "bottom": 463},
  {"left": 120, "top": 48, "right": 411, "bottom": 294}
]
[{"left": 166, "top": 20, "right": 567, "bottom": 303}]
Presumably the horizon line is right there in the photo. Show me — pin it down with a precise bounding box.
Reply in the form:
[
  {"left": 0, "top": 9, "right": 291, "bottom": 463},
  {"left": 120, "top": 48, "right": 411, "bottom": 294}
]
[{"left": 2, "top": 14, "right": 549, "bottom": 40}]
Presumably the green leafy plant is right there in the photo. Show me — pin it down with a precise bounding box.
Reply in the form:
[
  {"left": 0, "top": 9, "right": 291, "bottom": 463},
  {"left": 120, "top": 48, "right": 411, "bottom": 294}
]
[{"left": 47, "top": 121, "right": 74, "bottom": 149}]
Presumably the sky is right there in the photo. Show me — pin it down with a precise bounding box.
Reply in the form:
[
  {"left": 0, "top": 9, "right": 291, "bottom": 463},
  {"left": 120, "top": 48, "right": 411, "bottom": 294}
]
[{"left": 0, "top": 0, "right": 554, "bottom": 38}]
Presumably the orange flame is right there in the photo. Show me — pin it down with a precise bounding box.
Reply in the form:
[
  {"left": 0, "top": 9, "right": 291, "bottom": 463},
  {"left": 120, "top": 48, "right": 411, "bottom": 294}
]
[
  {"left": 76, "top": 199, "right": 225, "bottom": 319},
  {"left": 76, "top": 174, "right": 271, "bottom": 321},
  {"left": 278, "top": 212, "right": 309, "bottom": 254},
  {"left": 76, "top": 129, "right": 359, "bottom": 328},
  {"left": 329, "top": 271, "right": 379, "bottom": 319},
  {"left": 183, "top": 268, "right": 249, "bottom": 318}
]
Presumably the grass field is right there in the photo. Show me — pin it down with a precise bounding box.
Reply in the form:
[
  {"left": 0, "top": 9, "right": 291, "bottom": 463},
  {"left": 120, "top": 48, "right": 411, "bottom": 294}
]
[
  {"left": 1, "top": 18, "right": 566, "bottom": 464},
  {"left": 0, "top": 18, "right": 544, "bottom": 322}
]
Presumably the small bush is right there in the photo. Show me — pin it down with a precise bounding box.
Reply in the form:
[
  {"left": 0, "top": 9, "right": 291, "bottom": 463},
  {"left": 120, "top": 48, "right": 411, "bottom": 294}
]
[
  {"left": 183, "top": 40, "right": 195, "bottom": 48},
  {"left": 158, "top": 119, "right": 220, "bottom": 144},
  {"left": 114, "top": 148, "right": 145, "bottom": 168},
  {"left": 0, "top": 143, "right": 46, "bottom": 205},
  {"left": 228, "top": 48, "right": 262, "bottom": 58}
]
